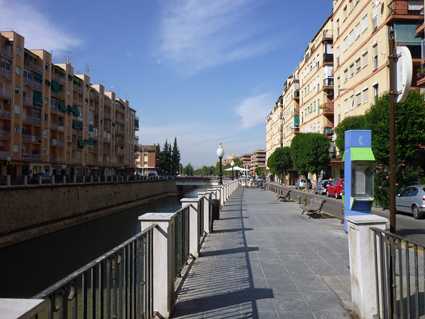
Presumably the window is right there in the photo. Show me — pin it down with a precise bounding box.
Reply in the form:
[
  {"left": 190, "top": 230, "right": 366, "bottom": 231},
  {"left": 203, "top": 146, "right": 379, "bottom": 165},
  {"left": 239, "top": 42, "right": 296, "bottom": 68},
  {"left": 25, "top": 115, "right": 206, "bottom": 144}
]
[
  {"left": 43, "top": 130, "right": 48, "bottom": 138},
  {"left": 351, "top": 96, "right": 355, "bottom": 110},
  {"left": 356, "top": 57, "right": 361, "bottom": 72},
  {"left": 373, "top": 3, "right": 378, "bottom": 30},
  {"left": 14, "top": 105, "right": 20, "bottom": 114},
  {"left": 345, "top": 99, "right": 349, "bottom": 112},
  {"left": 350, "top": 63, "right": 354, "bottom": 77},
  {"left": 362, "top": 14, "right": 368, "bottom": 32},
  {"left": 363, "top": 87, "right": 369, "bottom": 103},
  {"left": 14, "top": 124, "right": 19, "bottom": 133},
  {"left": 13, "top": 144, "right": 18, "bottom": 153},
  {"left": 16, "top": 66, "right": 21, "bottom": 75},
  {"left": 1, "top": 57, "right": 11, "bottom": 74},
  {"left": 45, "top": 63, "right": 49, "bottom": 71},
  {"left": 337, "top": 18, "right": 340, "bottom": 37},
  {"left": 337, "top": 47, "right": 340, "bottom": 66},
  {"left": 338, "top": 105, "right": 341, "bottom": 124},
  {"left": 374, "top": 83, "right": 379, "bottom": 102},
  {"left": 15, "top": 86, "right": 20, "bottom": 94},
  {"left": 43, "top": 148, "right": 48, "bottom": 156},
  {"left": 363, "top": 50, "right": 368, "bottom": 67},
  {"left": 350, "top": 0, "right": 354, "bottom": 11},
  {"left": 349, "top": 30, "right": 354, "bottom": 45},
  {"left": 344, "top": 5, "right": 347, "bottom": 19},
  {"left": 344, "top": 68, "right": 348, "bottom": 82},
  {"left": 44, "top": 114, "right": 48, "bottom": 121},
  {"left": 355, "top": 23, "right": 361, "bottom": 39},
  {"left": 356, "top": 92, "right": 361, "bottom": 106},
  {"left": 16, "top": 47, "right": 21, "bottom": 56},
  {"left": 373, "top": 44, "right": 378, "bottom": 70},
  {"left": 344, "top": 37, "right": 348, "bottom": 51}
]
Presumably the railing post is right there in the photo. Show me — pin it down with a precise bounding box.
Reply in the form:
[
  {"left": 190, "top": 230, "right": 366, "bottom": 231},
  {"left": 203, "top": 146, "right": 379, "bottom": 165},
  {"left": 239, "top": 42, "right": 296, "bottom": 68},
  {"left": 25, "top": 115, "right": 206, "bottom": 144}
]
[
  {"left": 63, "top": 175, "right": 66, "bottom": 184},
  {"left": 73, "top": 175, "right": 77, "bottom": 184},
  {"left": 213, "top": 185, "right": 223, "bottom": 206},
  {"left": 180, "top": 198, "right": 201, "bottom": 258},
  {"left": 139, "top": 212, "right": 176, "bottom": 318},
  {"left": 198, "top": 192, "right": 211, "bottom": 234},
  {"left": 23, "top": 175, "right": 27, "bottom": 186},
  {"left": 38, "top": 176, "right": 42, "bottom": 185},
  {"left": 90, "top": 176, "right": 93, "bottom": 183},
  {"left": 0, "top": 299, "right": 46, "bottom": 318},
  {"left": 345, "top": 215, "right": 389, "bottom": 319},
  {"left": 52, "top": 176, "right": 55, "bottom": 185}
]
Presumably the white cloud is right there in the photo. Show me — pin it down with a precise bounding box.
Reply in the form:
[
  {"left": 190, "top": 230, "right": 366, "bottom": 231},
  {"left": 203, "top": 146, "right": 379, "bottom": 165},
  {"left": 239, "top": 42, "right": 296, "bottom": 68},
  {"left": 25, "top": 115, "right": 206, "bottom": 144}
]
[
  {"left": 0, "top": 0, "right": 81, "bottom": 52},
  {"left": 235, "top": 93, "right": 274, "bottom": 129},
  {"left": 157, "top": 0, "right": 280, "bottom": 75}
]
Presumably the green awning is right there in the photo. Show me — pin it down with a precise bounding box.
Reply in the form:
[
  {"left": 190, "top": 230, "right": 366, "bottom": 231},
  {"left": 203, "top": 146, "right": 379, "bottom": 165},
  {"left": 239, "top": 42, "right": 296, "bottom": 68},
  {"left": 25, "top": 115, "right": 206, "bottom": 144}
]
[
  {"left": 342, "top": 147, "right": 375, "bottom": 161},
  {"left": 85, "top": 84, "right": 89, "bottom": 90},
  {"left": 77, "top": 136, "right": 84, "bottom": 147},
  {"left": 45, "top": 79, "right": 50, "bottom": 87},
  {"left": 85, "top": 98, "right": 88, "bottom": 103},
  {"left": 73, "top": 120, "right": 82, "bottom": 129},
  {"left": 59, "top": 116, "right": 65, "bottom": 120},
  {"left": 89, "top": 125, "right": 93, "bottom": 132},
  {"left": 134, "top": 119, "right": 139, "bottom": 128},
  {"left": 73, "top": 106, "right": 80, "bottom": 117},
  {"left": 88, "top": 138, "right": 94, "bottom": 145},
  {"left": 51, "top": 81, "right": 61, "bottom": 92},
  {"left": 394, "top": 23, "right": 422, "bottom": 45},
  {"left": 294, "top": 115, "right": 299, "bottom": 127},
  {"left": 33, "top": 72, "right": 43, "bottom": 80},
  {"left": 73, "top": 78, "right": 80, "bottom": 84},
  {"left": 67, "top": 105, "right": 73, "bottom": 113},
  {"left": 54, "top": 66, "right": 66, "bottom": 74},
  {"left": 33, "top": 90, "right": 43, "bottom": 107},
  {"left": 58, "top": 101, "right": 67, "bottom": 112}
]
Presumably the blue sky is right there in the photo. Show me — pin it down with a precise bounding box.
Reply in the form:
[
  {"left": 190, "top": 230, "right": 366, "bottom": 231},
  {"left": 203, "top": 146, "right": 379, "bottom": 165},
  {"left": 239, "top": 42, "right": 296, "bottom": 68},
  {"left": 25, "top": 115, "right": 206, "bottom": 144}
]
[{"left": 1, "top": 0, "right": 332, "bottom": 167}]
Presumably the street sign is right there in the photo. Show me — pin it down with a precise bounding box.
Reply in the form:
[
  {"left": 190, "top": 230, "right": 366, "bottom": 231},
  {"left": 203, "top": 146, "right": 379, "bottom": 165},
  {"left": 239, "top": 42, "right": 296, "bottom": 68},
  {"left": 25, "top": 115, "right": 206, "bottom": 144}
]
[{"left": 395, "top": 46, "right": 412, "bottom": 103}]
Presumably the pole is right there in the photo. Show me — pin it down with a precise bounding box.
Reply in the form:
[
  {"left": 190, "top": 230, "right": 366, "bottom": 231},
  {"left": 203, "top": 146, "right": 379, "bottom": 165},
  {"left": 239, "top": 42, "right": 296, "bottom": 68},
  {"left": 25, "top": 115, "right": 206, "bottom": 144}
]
[
  {"left": 389, "top": 27, "right": 396, "bottom": 234},
  {"left": 219, "top": 157, "right": 223, "bottom": 185}
]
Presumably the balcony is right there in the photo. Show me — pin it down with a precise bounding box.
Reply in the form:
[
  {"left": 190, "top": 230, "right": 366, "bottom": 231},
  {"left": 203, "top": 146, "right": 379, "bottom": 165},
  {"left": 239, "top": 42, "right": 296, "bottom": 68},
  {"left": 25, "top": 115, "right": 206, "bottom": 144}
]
[
  {"left": 0, "top": 46, "right": 13, "bottom": 58},
  {"left": 323, "top": 77, "right": 334, "bottom": 87},
  {"left": 33, "top": 82, "right": 42, "bottom": 90},
  {"left": 0, "top": 68, "right": 11, "bottom": 78},
  {"left": 0, "top": 87, "right": 12, "bottom": 98},
  {"left": 50, "top": 156, "right": 57, "bottom": 162},
  {"left": 33, "top": 154, "right": 42, "bottom": 161},
  {"left": 294, "top": 90, "right": 299, "bottom": 98},
  {"left": 72, "top": 158, "right": 83, "bottom": 164},
  {"left": 58, "top": 125, "right": 65, "bottom": 131},
  {"left": 32, "top": 135, "right": 42, "bottom": 143},
  {"left": 0, "top": 109, "right": 11, "bottom": 119},
  {"left": 0, "top": 130, "right": 10, "bottom": 138},
  {"left": 0, "top": 151, "right": 10, "bottom": 159},
  {"left": 24, "top": 60, "right": 43, "bottom": 73},
  {"left": 73, "top": 84, "right": 83, "bottom": 93},
  {"left": 323, "top": 53, "right": 333, "bottom": 63},
  {"left": 32, "top": 118, "right": 41, "bottom": 125},
  {"left": 22, "top": 134, "right": 32, "bottom": 142},
  {"left": 50, "top": 139, "right": 57, "bottom": 145},
  {"left": 57, "top": 141, "right": 65, "bottom": 147}
]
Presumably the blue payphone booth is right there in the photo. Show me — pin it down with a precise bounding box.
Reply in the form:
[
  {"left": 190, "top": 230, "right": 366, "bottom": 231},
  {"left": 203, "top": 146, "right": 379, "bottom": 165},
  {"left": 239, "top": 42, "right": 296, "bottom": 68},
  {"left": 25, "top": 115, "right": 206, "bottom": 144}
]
[{"left": 343, "top": 130, "right": 375, "bottom": 232}]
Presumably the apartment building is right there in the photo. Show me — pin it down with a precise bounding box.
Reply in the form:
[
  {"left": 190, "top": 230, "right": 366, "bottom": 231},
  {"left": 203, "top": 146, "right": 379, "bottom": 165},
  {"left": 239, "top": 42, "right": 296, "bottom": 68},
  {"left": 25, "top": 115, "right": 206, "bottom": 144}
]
[
  {"left": 265, "top": 96, "right": 283, "bottom": 160},
  {"left": 240, "top": 153, "right": 252, "bottom": 167},
  {"left": 250, "top": 149, "right": 266, "bottom": 175},
  {"left": 0, "top": 31, "right": 139, "bottom": 180},
  {"left": 266, "top": 0, "right": 423, "bottom": 181},
  {"left": 135, "top": 145, "right": 160, "bottom": 175}
]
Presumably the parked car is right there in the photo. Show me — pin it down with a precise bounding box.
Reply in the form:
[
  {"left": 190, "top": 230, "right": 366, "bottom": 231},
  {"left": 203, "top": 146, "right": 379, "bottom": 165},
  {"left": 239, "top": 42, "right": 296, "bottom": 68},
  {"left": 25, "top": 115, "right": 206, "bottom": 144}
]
[
  {"left": 295, "top": 178, "right": 312, "bottom": 189},
  {"left": 30, "top": 172, "right": 51, "bottom": 184},
  {"left": 314, "top": 179, "right": 330, "bottom": 195},
  {"left": 396, "top": 185, "right": 425, "bottom": 219},
  {"left": 326, "top": 179, "right": 344, "bottom": 198}
]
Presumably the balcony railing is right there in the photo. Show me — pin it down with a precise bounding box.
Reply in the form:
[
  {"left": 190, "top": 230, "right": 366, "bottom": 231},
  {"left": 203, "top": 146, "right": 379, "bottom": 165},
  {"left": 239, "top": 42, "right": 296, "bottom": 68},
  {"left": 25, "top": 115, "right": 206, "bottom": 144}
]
[
  {"left": 0, "top": 151, "right": 10, "bottom": 159},
  {"left": 0, "top": 68, "right": 11, "bottom": 78},
  {"left": 0, "top": 87, "right": 12, "bottom": 98},
  {"left": 0, "top": 109, "right": 11, "bottom": 118},
  {"left": 323, "top": 77, "right": 334, "bottom": 87},
  {"left": 33, "top": 82, "right": 42, "bottom": 90},
  {"left": 22, "top": 134, "right": 31, "bottom": 142},
  {"left": 33, "top": 118, "right": 41, "bottom": 125},
  {"left": 0, "top": 130, "right": 10, "bottom": 138},
  {"left": 32, "top": 136, "right": 42, "bottom": 143},
  {"left": 0, "top": 47, "right": 13, "bottom": 58},
  {"left": 32, "top": 154, "right": 41, "bottom": 161},
  {"left": 57, "top": 141, "right": 65, "bottom": 147}
]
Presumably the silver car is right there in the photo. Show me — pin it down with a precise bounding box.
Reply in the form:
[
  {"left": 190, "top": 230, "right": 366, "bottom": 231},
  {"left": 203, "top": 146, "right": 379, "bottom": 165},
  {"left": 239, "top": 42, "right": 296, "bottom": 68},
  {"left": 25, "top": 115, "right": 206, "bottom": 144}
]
[
  {"left": 314, "top": 179, "right": 330, "bottom": 195},
  {"left": 396, "top": 185, "right": 425, "bottom": 219}
]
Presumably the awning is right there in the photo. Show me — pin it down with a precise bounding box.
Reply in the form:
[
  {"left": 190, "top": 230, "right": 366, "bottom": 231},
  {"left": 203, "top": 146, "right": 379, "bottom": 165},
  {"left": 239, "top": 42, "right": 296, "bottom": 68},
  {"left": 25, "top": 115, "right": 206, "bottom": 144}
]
[
  {"left": 89, "top": 125, "right": 93, "bottom": 132},
  {"left": 72, "top": 120, "right": 82, "bottom": 129},
  {"left": 33, "top": 90, "right": 43, "bottom": 107},
  {"left": 33, "top": 72, "right": 43, "bottom": 80},
  {"left": 77, "top": 136, "right": 84, "bottom": 147},
  {"left": 394, "top": 23, "right": 422, "bottom": 45},
  {"left": 88, "top": 138, "right": 94, "bottom": 145},
  {"left": 45, "top": 79, "right": 50, "bottom": 87},
  {"left": 58, "top": 100, "right": 67, "bottom": 112},
  {"left": 85, "top": 84, "right": 90, "bottom": 90},
  {"left": 53, "top": 66, "right": 66, "bottom": 75},
  {"left": 67, "top": 105, "right": 73, "bottom": 113},
  {"left": 342, "top": 147, "right": 375, "bottom": 161},
  {"left": 51, "top": 81, "right": 61, "bottom": 92},
  {"left": 68, "top": 75, "right": 73, "bottom": 81}
]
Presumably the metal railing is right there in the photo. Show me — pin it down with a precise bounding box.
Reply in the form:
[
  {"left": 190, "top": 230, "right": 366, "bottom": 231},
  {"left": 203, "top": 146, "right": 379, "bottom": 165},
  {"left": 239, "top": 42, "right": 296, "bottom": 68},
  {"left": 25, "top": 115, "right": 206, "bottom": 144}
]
[
  {"left": 174, "top": 205, "right": 190, "bottom": 278},
  {"left": 371, "top": 227, "right": 425, "bottom": 319},
  {"left": 33, "top": 225, "right": 155, "bottom": 319}
]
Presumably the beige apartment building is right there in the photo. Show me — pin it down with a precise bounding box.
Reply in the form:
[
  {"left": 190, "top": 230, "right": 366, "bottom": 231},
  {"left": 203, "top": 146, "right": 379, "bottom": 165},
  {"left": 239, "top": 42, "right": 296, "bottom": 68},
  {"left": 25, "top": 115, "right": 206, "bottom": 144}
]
[
  {"left": 0, "top": 31, "right": 139, "bottom": 181},
  {"left": 266, "top": 0, "right": 423, "bottom": 182},
  {"left": 265, "top": 96, "right": 283, "bottom": 160},
  {"left": 250, "top": 149, "right": 266, "bottom": 175}
]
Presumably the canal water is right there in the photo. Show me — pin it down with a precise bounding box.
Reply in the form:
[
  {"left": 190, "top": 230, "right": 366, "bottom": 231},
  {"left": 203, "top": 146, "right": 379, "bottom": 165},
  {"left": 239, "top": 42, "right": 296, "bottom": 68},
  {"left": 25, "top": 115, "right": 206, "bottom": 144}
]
[{"left": 0, "top": 186, "right": 206, "bottom": 298}]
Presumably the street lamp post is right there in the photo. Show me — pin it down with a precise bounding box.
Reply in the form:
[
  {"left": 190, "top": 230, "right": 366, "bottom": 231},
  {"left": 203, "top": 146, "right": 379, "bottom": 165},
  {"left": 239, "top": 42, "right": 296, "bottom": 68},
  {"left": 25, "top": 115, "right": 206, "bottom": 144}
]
[
  {"left": 231, "top": 160, "right": 235, "bottom": 180},
  {"left": 216, "top": 143, "right": 225, "bottom": 185},
  {"left": 142, "top": 147, "right": 144, "bottom": 176}
]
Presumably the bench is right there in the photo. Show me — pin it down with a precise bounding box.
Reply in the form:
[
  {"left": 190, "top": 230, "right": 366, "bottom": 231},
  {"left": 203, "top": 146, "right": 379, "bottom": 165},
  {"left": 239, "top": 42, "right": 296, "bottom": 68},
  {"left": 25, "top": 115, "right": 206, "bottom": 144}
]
[
  {"left": 277, "top": 190, "right": 291, "bottom": 202},
  {"left": 300, "top": 198, "right": 327, "bottom": 218}
]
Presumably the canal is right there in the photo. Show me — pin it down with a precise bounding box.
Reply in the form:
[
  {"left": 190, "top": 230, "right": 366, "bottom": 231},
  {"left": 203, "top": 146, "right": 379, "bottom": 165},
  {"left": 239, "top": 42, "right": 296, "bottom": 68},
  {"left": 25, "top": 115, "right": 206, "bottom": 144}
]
[{"left": 0, "top": 186, "right": 205, "bottom": 298}]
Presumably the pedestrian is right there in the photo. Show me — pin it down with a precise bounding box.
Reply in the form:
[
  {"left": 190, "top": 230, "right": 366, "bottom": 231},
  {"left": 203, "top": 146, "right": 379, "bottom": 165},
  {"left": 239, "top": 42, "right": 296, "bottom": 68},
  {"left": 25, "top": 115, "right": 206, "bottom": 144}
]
[{"left": 329, "top": 176, "right": 333, "bottom": 181}]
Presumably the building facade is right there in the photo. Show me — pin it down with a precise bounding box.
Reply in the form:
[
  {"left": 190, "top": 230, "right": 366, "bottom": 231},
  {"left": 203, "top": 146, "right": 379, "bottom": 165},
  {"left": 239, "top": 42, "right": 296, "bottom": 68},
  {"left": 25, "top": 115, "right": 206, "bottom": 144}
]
[
  {"left": 250, "top": 149, "right": 266, "bottom": 175},
  {"left": 0, "top": 31, "right": 139, "bottom": 181},
  {"left": 135, "top": 145, "right": 160, "bottom": 175}
]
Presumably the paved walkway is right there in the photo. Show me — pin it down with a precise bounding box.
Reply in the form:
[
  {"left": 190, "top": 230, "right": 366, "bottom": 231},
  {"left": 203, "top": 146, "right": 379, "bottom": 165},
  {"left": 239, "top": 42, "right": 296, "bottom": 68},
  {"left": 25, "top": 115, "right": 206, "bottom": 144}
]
[{"left": 172, "top": 186, "right": 353, "bottom": 319}]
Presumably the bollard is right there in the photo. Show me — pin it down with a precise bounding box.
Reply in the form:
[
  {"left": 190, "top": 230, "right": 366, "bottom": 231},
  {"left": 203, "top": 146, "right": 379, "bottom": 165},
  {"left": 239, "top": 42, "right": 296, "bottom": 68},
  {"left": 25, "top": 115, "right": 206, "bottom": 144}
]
[
  {"left": 303, "top": 197, "right": 307, "bottom": 206},
  {"left": 297, "top": 195, "right": 301, "bottom": 204}
]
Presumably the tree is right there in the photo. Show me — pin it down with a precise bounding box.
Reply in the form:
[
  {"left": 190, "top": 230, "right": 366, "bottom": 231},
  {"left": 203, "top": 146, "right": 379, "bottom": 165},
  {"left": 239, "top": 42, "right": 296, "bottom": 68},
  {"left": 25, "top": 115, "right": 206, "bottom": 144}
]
[
  {"left": 255, "top": 167, "right": 266, "bottom": 176},
  {"left": 334, "top": 115, "right": 368, "bottom": 155},
  {"left": 159, "top": 140, "right": 171, "bottom": 174},
  {"left": 183, "top": 163, "right": 194, "bottom": 176},
  {"left": 290, "top": 133, "right": 330, "bottom": 181},
  {"left": 171, "top": 137, "right": 181, "bottom": 176},
  {"left": 268, "top": 147, "right": 292, "bottom": 178}
]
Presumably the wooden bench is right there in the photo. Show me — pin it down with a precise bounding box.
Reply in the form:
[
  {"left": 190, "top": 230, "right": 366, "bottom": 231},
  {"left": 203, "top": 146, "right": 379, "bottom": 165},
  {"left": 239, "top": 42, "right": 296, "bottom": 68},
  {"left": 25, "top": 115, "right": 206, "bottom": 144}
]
[
  {"left": 300, "top": 198, "right": 326, "bottom": 218},
  {"left": 277, "top": 190, "right": 291, "bottom": 202}
]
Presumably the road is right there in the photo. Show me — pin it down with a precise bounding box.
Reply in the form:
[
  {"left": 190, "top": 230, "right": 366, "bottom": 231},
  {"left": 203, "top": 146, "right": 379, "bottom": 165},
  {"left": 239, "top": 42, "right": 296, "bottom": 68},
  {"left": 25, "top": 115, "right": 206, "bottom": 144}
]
[{"left": 270, "top": 184, "right": 425, "bottom": 245}]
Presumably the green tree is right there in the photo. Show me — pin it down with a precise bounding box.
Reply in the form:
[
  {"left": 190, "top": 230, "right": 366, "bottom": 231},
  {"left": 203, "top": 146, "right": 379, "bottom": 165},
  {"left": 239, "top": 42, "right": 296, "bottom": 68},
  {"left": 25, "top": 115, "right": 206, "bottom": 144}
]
[
  {"left": 159, "top": 140, "right": 171, "bottom": 174},
  {"left": 171, "top": 137, "right": 181, "bottom": 176},
  {"left": 290, "top": 134, "right": 310, "bottom": 176},
  {"left": 334, "top": 115, "right": 368, "bottom": 155},
  {"left": 255, "top": 167, "right": 266, "bottom": 176},
  {"left": 268, "top": 147, "right": 292, "bottom": 178},
  {"left": 183, "top": 163, "right": 194, "bottom": 176}
]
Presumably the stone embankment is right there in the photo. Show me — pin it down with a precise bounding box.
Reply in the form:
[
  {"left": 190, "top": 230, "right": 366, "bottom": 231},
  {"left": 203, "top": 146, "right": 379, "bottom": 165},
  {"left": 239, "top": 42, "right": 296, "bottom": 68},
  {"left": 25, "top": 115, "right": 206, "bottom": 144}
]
[{"left": 0, "top": 180, "right": 178, "bottom": 248}]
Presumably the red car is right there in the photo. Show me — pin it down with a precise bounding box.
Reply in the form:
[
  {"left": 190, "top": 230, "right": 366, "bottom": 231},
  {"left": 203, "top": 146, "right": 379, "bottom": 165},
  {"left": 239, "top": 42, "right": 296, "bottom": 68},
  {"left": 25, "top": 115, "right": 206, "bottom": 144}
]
[{"left": 326, "top": 179, "right": 345, "bottom": 199}]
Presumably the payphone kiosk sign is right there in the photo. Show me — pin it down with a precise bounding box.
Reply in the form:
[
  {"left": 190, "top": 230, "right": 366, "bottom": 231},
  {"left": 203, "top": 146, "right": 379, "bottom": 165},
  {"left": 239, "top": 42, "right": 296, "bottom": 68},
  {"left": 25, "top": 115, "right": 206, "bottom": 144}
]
[{"left": 343, "top": 130, "right": 375, "bottom": 232}]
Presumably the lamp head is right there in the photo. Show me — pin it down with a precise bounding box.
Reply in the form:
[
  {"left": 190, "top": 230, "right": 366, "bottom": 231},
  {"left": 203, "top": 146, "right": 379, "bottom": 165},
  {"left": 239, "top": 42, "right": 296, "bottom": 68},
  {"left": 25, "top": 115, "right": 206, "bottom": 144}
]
[
  {"left": 231, "top": 160, "right": 235, "bottom": 167},
  {"left": 216, "top": 143, "right": 225, "bottom": 158}
]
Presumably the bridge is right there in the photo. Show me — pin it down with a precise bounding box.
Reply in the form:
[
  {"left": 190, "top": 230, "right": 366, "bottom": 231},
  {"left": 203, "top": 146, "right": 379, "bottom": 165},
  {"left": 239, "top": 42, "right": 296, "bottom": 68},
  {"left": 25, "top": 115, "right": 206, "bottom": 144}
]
[{"left": 175, "top": 176, "right": 231, "bottom": 186}]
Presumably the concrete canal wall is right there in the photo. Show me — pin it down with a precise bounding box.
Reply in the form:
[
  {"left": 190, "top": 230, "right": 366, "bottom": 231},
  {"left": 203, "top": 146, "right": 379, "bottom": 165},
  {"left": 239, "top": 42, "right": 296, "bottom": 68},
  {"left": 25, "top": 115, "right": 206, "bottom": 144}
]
[{"left": 0, "top": 180, "right": 178, "bottom": 248}]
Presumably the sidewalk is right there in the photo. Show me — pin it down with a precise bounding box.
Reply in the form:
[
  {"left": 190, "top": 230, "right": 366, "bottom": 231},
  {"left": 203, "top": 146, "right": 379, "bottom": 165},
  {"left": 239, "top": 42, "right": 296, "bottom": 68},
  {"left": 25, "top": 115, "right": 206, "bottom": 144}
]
[{"left": 172, "top": 186, "right": 353, "bottom": 318}]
